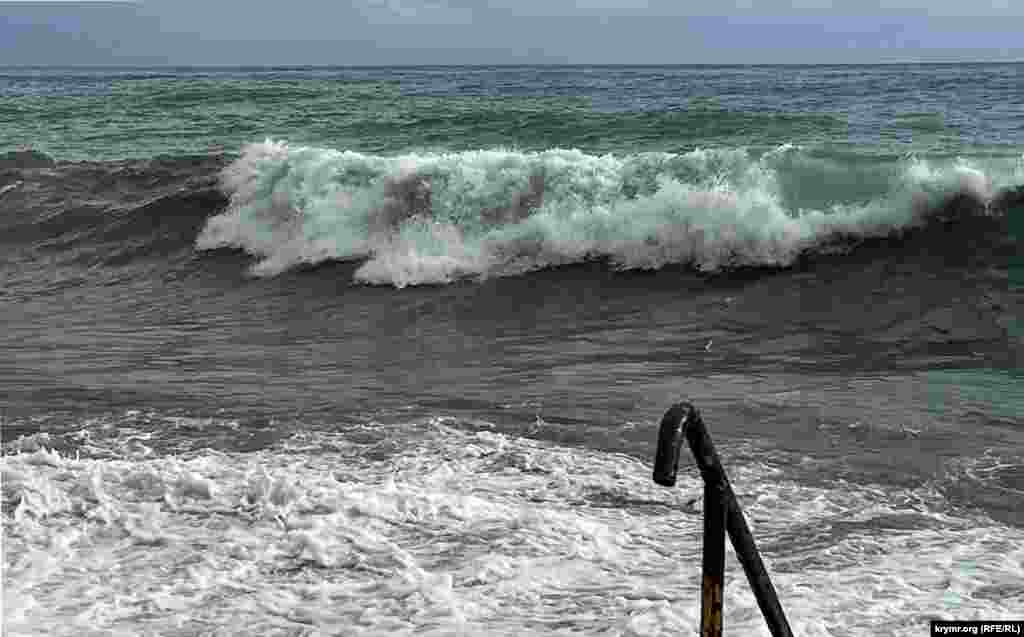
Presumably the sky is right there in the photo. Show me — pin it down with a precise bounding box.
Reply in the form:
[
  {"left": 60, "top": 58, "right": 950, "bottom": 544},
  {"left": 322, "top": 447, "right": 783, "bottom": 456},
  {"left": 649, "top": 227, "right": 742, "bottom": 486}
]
[{"left": 1, "top": 0, "right": 1022, "bottom": 66}]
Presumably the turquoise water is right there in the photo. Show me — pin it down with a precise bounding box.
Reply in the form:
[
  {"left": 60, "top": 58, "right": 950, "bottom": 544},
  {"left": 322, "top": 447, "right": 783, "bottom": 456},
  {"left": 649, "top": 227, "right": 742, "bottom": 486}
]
[{"left": 2, "top": 64, "right": 1023, "bottom": 160}]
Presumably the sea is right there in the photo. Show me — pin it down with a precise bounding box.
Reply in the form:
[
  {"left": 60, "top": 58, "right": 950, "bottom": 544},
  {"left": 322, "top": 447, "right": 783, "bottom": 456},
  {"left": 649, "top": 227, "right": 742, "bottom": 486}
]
[{"left": 1, "top": 64, "right": 1022, "bottom": 636}]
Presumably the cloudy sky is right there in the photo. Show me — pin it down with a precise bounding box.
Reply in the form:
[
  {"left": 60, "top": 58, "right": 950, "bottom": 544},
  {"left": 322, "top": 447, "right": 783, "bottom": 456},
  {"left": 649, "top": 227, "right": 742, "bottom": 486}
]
[{"left": 2, "top": 0, "right": 1022, "bottom": 65}]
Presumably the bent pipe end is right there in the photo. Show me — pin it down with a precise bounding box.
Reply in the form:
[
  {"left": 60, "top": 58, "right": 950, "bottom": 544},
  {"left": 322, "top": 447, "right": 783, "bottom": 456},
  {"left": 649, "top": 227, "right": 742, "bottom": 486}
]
[{"left": 653, "top": 402, "right": 698, "bottom": 487}]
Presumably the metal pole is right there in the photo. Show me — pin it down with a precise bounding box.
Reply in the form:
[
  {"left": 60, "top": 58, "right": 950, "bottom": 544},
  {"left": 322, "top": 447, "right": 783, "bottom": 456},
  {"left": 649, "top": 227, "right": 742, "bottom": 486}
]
[
  {"left": 701, "top": 479, "right": 726, "bottom": 637},
  {"left": 653, "top": 402, "right": 793, "bottom": 637}
]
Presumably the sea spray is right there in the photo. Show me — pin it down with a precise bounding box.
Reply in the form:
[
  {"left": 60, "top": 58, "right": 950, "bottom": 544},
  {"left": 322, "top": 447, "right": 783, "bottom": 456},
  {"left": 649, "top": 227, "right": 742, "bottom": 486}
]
[{"left": 196, "top": 141, "right": 1015, "bottom": 286}]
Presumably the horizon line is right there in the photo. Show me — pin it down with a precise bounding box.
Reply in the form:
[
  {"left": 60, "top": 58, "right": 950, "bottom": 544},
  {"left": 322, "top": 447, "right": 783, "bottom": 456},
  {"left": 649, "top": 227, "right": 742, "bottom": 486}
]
[{"left": 2, "top": 60, "right": 1022, "bottom": 68}]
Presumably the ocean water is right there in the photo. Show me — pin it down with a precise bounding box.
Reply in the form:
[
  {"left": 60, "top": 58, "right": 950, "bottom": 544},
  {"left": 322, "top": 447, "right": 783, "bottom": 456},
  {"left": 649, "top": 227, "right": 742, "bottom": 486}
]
[{"left": 1, "top": 65, "right": 1022, "bottom": 636}]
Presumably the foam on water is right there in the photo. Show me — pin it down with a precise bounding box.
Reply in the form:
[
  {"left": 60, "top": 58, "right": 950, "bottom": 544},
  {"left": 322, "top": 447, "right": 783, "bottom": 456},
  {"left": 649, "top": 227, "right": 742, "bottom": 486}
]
[
  {"left": 195, "top": 141, "right": 1020, "bottom": 286},
  {"left": 3, "top": 418, "right": 1021, "bottom": 636}
]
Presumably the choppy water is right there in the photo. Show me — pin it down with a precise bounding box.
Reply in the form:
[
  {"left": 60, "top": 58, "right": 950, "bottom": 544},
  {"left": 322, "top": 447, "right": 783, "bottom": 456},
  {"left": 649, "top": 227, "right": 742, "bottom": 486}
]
[{"left": 1, "top": 65, "right": 1022, "bottom": 636}]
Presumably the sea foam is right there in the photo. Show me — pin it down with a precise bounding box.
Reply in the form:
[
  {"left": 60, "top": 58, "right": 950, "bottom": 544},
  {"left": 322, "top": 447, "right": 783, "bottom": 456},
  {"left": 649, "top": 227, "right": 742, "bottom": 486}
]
[
  {"left": 196, "top": 140, "right": 1016, "bottom": 287},
  {"left": 3, "top": 419, "right": 1022, "bottom": 636}
]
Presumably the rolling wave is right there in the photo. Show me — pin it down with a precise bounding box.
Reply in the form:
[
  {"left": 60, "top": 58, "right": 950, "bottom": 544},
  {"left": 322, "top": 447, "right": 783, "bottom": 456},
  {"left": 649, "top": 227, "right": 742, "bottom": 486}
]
[
  {"left": 2, "top": 145, "right": 1020, "bottom": 285},
  {"left": 0, "top": 152, "right": 228, "bottom": 262},
  {"left": 195, "top": 141, "right": 1021, "bottom": 287}
]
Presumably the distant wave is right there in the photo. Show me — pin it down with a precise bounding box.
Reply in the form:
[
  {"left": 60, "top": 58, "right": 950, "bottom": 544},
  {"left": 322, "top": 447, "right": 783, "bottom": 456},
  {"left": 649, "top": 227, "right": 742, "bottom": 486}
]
[{"left": 194, "top": 141, "right": 1022, "bottom": 287}]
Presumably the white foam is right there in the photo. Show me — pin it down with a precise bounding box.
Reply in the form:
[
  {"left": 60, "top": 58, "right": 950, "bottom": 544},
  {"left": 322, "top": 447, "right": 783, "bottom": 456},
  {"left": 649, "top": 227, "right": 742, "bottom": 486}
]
[
  {"left": 3, "top": 422, "right": 1021, "bottom": 636},
  {"left": 196, "top": 141, "right": 1021, "bottom": 286}
]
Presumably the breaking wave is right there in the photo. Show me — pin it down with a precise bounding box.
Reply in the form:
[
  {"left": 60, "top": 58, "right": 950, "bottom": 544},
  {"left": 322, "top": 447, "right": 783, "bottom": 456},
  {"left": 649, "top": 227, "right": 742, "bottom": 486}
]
[
  {"left": 195, "top": 141, "right": 1021, "bottom": 287},
  {"left": 3, "top": 144, "right": 1019, "bottom": 286}
]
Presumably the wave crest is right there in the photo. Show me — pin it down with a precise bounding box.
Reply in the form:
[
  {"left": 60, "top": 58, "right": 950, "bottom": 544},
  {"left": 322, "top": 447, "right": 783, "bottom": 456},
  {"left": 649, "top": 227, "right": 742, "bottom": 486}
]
[{"left": 195, "top": 140, "right": 1020, "bottom": 287}]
